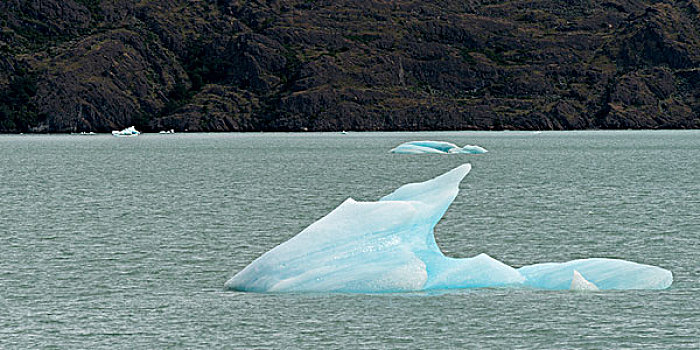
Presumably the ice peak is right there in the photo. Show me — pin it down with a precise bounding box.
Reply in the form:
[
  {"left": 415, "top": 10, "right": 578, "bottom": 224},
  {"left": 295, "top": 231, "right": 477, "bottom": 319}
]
[{"left": 570, "top": 270, "right": 599, "bottom": 291}]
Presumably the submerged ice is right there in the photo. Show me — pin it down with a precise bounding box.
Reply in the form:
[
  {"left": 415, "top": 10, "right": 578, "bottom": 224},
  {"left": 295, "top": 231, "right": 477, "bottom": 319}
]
[
  {"left": 226, "top": 165, "right": 672, "bottom": 293},
  {"left": 390, "top": 141, "right": 488, "bottom": 154}
]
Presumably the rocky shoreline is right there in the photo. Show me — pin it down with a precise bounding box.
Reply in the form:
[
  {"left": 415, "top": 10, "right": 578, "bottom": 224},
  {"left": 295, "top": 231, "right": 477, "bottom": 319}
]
[{"left": 1, "top": 1, "right": 698, "bottom": 133}]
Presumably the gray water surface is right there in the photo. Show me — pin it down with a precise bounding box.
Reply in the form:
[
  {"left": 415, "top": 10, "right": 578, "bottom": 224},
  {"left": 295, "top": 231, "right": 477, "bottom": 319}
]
[{"left": 1, "top": 131, "right": 698, "bottom": 349}]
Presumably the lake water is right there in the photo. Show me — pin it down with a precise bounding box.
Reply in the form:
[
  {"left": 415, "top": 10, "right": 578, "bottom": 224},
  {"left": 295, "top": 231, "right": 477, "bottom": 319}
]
[{"left": 1, "top": 131, "right": 698, "bottom": 349}]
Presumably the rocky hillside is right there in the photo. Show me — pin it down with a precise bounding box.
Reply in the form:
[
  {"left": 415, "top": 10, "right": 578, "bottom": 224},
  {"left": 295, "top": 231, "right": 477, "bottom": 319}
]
[{"left": 1, "top": 0, "right": 699, "bottom": 132}]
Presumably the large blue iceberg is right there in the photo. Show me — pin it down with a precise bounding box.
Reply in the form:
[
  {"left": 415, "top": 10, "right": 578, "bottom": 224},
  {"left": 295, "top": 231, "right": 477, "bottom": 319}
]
[
  {"left": 390, "top": 141, "right": 488, "bottom": 154},
  {"left": 226, "top": 165, "right": 672, "bottom": 293}
]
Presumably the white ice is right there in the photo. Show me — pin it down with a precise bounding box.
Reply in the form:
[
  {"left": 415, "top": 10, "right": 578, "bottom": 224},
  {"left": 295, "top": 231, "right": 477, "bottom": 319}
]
[
  {"left": 112, "top": 126, "right": 140, "bottom": 137},
  {"left": 390, "top": 141, "right": 487, "bottom": 154},
  {"left": 225, "top": 164, "right": 672, "bottom": 293},
  {"left": 570, "top": 270, "right": 599, "bottom": 291}
]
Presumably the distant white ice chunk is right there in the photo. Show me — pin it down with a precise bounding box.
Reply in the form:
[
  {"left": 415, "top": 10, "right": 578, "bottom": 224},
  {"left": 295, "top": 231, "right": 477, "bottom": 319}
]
[
  {"left": 226, "top": 165, "right": 672, "bottom": 293},
  {"left": 112, "top": 126, "right": 140, "bottom": 137},
  {"left": 390, "top": 141, "right": 487, "bottom": 154},
  {"left": 570, "top": 270, "right": 599, "bottom": 291}
]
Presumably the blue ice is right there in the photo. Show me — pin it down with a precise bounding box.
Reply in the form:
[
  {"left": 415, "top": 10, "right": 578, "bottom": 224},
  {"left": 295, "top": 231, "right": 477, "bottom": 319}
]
[
  {"left": 390, "top": 141, "right": 487, "bottom": 154},
  {"left": 519, "top": 258, "right": 672, "bottom": 290},
  {"left": 225, "top": 165, "right": 672, "bottom": 293}
]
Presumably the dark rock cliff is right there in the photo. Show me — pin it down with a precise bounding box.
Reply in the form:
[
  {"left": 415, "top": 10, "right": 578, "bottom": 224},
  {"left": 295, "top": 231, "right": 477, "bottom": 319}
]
[{"left": 1, "top": 0, "right": 698, "bottom": 132}]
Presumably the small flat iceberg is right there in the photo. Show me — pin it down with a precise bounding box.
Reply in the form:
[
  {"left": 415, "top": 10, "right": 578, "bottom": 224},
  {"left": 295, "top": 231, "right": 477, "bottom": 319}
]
[
  {"left": 112, "top": 126, "right": 140, "bottom": 137},
  {"left": 518, "top": 258, "right": 672, "bottom": 290},
  {"left": 226, "top": 165, "right": 672, "bottom": 293},
  {"left": 390, "top": 141, "right": 487, "bottom": 154}
]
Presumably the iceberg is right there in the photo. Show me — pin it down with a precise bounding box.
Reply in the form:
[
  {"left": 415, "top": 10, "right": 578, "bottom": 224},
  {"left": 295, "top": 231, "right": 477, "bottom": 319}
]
[
  {"left": 390, "top": 141, "right": 487, "bottom": 154},
  {"left": 112, "top": 126, "right": 140, "bottom": 137},
  {"left": 457, "top": 145, "right": 489, "bottom": 154},
  {"left": 518, "top": 258, "right": 672, "bottom": 290},
  {"left": 225, "top": 164, "right": 672, "bottom": 293}
]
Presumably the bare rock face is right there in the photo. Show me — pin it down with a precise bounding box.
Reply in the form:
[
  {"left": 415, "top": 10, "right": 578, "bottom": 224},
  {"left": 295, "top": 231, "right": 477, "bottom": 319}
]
[
  {"left": 1, "top": 0, "right": 698, "bottom": 132},
  {"left": 152, "top": 84, "right": 260, "bottom": 132},
  {"left": 615, "top": 4, "right": 700, "bottom": 70},
  {"left": 0, "top": 0, "right": 94, "bottom": 38},
  {"left": 0, "top": 55, "right": 16, "bottom": 88},
  {"left": 32, "top": 29, "right": 188, "bottom": 132},
  {"left": 601, "top": 68, "right": 696, "bottom": 128}
]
